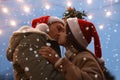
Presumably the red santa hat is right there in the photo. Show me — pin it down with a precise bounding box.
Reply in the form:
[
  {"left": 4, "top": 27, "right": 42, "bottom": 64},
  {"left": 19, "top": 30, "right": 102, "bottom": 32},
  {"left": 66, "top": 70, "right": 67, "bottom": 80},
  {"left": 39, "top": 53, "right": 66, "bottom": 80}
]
[
  {"left": 67, "top": 18, "right": 102, "bottom": 58},
  {"left": 31, "top": 16, "right": 65, "bottom": 28}
]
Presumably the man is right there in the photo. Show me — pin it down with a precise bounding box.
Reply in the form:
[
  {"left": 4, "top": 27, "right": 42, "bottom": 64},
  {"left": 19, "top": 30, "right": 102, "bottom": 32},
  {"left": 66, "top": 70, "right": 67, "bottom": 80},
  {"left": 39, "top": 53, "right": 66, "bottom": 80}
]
[{"left": 6, "top": 16, "right": 65, "bottom": 80}]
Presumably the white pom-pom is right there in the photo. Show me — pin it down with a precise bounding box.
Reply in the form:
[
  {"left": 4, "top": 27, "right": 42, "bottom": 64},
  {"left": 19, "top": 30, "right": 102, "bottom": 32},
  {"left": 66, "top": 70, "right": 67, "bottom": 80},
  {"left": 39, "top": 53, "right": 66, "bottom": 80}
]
[{"left": 35, "top": 23, "right": 49, "bottom": 33}]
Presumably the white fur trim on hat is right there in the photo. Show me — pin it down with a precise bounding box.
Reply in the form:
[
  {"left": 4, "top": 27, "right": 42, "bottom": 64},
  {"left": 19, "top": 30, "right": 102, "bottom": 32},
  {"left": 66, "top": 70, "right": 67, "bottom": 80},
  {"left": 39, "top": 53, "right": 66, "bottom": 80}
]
[
  {"left": 14, "top": 25, "right": 53, "bottom": 40},
  {"left": 35, "top": 23, "right": 49, "bottom": 33},
  {"left": 67, "top": 18, "right": 88, "bottom": 48},
  {"left": 14, "top": 26, "right": 42, "bottom": 33},
  {"left": 48, "top": 16, "right": 65, "bottom": 25}
]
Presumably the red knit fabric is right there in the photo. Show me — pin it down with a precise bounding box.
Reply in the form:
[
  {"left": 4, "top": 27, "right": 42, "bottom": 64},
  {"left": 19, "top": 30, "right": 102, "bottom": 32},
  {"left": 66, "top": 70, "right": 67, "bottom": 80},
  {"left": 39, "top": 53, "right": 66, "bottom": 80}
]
[
  {"left": 77, "top": 19, "right": 92, "bottom": 44},
  {"left": 32, "top": 16, "right": 50, "bottom": 28},
  {"left": 77, "top": 19, "right": 102, "bottom": 58}
]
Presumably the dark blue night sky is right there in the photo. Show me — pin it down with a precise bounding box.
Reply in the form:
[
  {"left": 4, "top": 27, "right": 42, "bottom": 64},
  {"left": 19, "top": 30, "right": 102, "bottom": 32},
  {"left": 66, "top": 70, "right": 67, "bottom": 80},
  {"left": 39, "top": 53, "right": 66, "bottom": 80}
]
[{"left": 0, "top": 0, "right": 120, "bottom": 80}]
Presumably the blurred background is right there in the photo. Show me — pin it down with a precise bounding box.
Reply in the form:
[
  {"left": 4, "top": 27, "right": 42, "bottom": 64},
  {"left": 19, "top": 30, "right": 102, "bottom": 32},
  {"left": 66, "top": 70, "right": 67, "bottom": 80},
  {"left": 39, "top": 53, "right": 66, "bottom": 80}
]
[{"left": 0, "top": 0, "right": 120, "bottom": 80}]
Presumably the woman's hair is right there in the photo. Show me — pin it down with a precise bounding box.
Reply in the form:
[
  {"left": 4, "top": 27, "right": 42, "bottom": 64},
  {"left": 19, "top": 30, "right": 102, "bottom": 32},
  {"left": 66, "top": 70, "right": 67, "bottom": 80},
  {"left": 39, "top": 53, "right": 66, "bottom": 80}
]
[{"left": 66, "top": 23, "right": 86, "bottom": 52}]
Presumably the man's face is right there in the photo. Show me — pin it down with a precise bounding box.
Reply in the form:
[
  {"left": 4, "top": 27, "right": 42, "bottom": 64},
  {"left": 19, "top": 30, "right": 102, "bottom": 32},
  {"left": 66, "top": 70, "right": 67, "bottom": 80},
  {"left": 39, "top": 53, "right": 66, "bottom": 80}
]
[
  {"left": 57, "top": 29, "right": 67, "bottom": 46},
  {"left": 48, "top": 22, "right": 65, "bottom": 41}
]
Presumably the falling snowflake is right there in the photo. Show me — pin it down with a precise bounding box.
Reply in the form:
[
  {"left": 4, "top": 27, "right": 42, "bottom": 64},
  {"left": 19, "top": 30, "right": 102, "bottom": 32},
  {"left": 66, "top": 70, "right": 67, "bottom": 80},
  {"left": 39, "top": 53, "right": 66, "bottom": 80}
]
[
  {"left": 46, "top": 29, "right": 49, "bottom": 32},
  {"left": 91, "top": 26, "right": 94, "bottom": 28},
  {"left": 34, "top": 50, "right": 37, "bottom": 54},
  {"left": 22, "top": 30, "right": 27, "bottom": 33},
  {"left": 10, "top": 62, "right": 13, "bottom": 64},
  {"left": 106, "top": 58, "right": 109, "bottom": 62},
  {"left": 83, "top": 57, "right": 87, "bottom": 61},
  {"left": 114, "top": 29, "right": 117, "bottom": 32},
  {"left": 25, "top": 57, "right": 28, "bottom": 60},
  {"left": 93, "top": 30, "right": 96, "bottom": 33},
  {"left": 5, "top": 73, "right": 9, "bottom": 76},
  {"left": 6, "top": 67, "right": 10, "bottom": 70},
  {"left": 40, "top": 73, "right": 43, "bottom": 75},
  {"left": 22, "top": 52, "right": 25, "bottom": 55},
  {"left": 15, "top": 48, "right": 19, "bottom": 51},
  {"left": 82, "top": 36, "right": 85, "bottom": 39},
  {"left": 79, "top": 31, "right": 82, "bottom": 34},
  {"left": 55, "top": 54, "right": 58, "bottom": 57},
  {"left": 36, "top": 38, "right": 40, "bottom": 42},
  {"left": 46, "top": 42, "right": 51, "bottom": 46},
  {"left": 29, "top": 76, "right": 32, "bottom": 79},
  {"left": 68, "top": 32, "right": 71, "bottom": 35},
  {"left": 24, "top": 35, "right": 26, "bottom": 38},
  {"left": 113, "top": 53, "right": 118, "bottom": 57},
  {"left": 20, "top": 78, "right": 23, "bottom": 80},
  {"left": 45, "top": 77, "right": 48, "bottom": 80},
  {"left": 2, "top": 42, "right": 6, "bottom": 46},
  {"left": 35, "top": 45, "right": 39, "bottom": 48},
  {"left": 105, "top": 41, "right": 109, "bottom": 44},
  {"left": 71, "top": 45, "right": 74, "bottom": 48},
  {"left": 60, "top": 65, "right": 63, "bottom": 68},
  {"left": 85, "top": 27, "right": 89, "bottom": 30},
  {"left": 60, "top": 69, "right": 63, "bottom": 72},
  {"left": 73, "top": 53, "right": 76, "bottom": 56},
  {"left": 115, "top": 23, "right": 118, "bottom": 26},
  {"left": 48, "top": 54, "right": 52, "bottom": 56},
  {"left": 15, "top": 58, "right": 18, "bottom": 61},
  {"left": 107, "top": 37, "right": 110, "bottom": 41},
  {"left": 8, "top": 49, "right": 12, "bottom": 53},
  {"left": 107, "top": 34, "right": 111, "bottom": 37},
  {"left": 116, "top": 59, "right": 119, "bottom": 62},
  {"left": 0, "top": 55, "right": 3, "bottom": 57},
  {"left": 35, "top": 54, "right": 39, "bottom": 57},
  {"left": 2, "top": 49, "right": 4, "bottom": 51},
  {"left": 46, "top": 61, "right": 49, "bottom": 64},
  {"left": 95, "top": 44, "right": 99, "bottom": 47},
  {"left": 25, "top": 67, "right": 29, "bottom": 72},
  {"left": 29, "top": 48, "right": 33, "bottom": 51},
  {"left": 37, "top": 60, "right": 41, "bottom": 62},
  {"left": 94, "top": 74, "right": 98, "bottom": 78}
]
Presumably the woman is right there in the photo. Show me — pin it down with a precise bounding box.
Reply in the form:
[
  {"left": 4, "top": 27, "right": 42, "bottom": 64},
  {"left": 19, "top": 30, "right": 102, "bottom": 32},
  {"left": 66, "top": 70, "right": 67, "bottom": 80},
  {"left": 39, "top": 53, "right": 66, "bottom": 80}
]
[{"left": 39, "top": 17, "right": 106, "bottom": 80}]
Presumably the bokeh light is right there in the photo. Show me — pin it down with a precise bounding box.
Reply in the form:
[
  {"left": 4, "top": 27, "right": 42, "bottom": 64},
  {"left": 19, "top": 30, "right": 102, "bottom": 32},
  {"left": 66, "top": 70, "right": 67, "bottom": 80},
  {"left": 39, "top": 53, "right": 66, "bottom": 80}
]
[{"left": 1, "top": 7, "right": 9, "bottom": 14}]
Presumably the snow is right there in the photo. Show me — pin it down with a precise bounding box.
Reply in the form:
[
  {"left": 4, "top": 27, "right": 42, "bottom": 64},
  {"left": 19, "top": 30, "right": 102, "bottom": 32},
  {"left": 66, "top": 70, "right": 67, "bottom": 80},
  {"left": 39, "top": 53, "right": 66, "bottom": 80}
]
[
  {"left": 83, "top": 57, "right": 87, "bottom": 61},
  {"left": 94, "top": 74, "right": 98, "bottom": 78},
  {"left": 35, "top": 54, "right": 39, "bottom": 57},
  {"left": 85, "top": 27, "right": 89, "bottom": 30},
  {"left": 29, "top": 48, "right": 33, "bottom": 51},
  {"left": 46, "top": 42, "right": 51, "bottom": 47},
  {"left": 24, "top": 67, "right": 29, "bottom": 72},
  {"left": 36, "top": 38, "right": 40, "bottom": 42},
  {"left": 55, "top": 54, "right": 58, "bottom": 57}
]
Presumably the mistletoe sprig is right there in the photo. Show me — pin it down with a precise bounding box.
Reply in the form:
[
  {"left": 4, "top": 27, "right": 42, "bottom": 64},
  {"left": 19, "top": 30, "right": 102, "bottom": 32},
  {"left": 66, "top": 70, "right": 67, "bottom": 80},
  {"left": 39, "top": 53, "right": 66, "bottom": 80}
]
[{"left": 63, "top": 7, "right": 87, "bottom": 20}]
